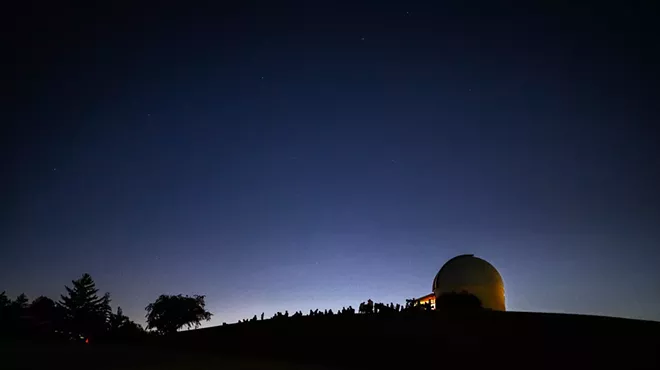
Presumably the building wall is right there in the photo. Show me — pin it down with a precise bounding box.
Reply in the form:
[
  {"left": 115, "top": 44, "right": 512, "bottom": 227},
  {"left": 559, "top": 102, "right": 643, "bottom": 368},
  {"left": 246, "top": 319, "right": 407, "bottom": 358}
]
[
  {"left": 434, "top": 283, "right": 505, "bottom": 311},
  {"left": 415, "top": 294, "right": 435, "bottom": 309}
]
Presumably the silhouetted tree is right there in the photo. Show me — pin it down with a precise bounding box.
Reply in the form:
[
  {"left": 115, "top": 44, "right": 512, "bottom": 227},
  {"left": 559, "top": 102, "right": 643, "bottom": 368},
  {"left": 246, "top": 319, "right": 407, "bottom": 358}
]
[
  {"left": 0, "top": 293, "right": 11, "bottom": 333},
  {"left": 111, "top": 307, "right": 142, "bottom": 331},
  {"left": 5, "top": 293, "right": 29, "bottom": 330},
  {"left": 0, "top": 292, "right": 10, "bottom": 323},
  {"left": 7, "top": 293, "right": 29, "bottom": 328},
  {"left": 27, "top": 296, "right": 63, "bottom": 333},
  {"left": 261, "top": 312, "right": 264, "bottom": 320},
  {"left": 12, "top": 293, "right": 29, "bottom": 312},
  {"left": 0, "top": 291, "right": 9, "bottom": 307},
  {"left": 28, "top": 296, "right": 56, "bottom": 320},
  {"left": 58, "top": 273, "right": 111, "bottom": 338},
  {"left": 145, "top": 294, "right": 212, "bottom": 334},
  {"left": 108, "top": 306, "right": 143, "bottom": 339},
  {"left": 0, "top": 294, "right": 33, "bottom": 336},
  {"left": 109, "top": 307, "right": 125, "bottom": 330}
]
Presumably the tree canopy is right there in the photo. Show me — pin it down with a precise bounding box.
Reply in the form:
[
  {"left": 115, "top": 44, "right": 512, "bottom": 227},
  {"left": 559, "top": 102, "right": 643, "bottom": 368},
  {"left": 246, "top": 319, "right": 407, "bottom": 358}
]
[
  {"left": 28, "top": 296, "right": 60, "bottom": 325},
  {"left": 145, "top": 294, "right": 212, "bottom": 334}
]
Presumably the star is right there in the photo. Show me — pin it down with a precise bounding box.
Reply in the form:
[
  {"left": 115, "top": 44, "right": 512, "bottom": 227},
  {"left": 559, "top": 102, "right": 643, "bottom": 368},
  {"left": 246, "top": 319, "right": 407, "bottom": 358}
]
[{"left": 361, "top": 37, "right": 365, "bottom": 41}]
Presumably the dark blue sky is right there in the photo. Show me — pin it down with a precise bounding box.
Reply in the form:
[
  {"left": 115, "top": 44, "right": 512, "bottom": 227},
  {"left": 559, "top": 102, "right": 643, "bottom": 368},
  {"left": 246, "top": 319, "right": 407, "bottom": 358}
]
[{"left": 4, "top": 2, "right": 659, "bottom": 325}]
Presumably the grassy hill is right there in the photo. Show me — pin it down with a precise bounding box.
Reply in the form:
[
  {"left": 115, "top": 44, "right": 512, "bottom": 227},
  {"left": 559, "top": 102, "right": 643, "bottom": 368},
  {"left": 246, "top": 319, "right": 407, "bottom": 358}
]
[
  {"left": 171, "top": 310, "right": 660, "bottom": 369},
  {"left": 4, "top": 310, "right": 659, "bottom": 369}
]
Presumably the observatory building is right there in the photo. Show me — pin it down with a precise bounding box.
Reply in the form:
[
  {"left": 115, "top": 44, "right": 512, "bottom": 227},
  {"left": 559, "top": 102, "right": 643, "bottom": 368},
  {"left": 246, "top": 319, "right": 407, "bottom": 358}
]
[{"left": 414, "top": 254, "right": 505, "bottom": 311}]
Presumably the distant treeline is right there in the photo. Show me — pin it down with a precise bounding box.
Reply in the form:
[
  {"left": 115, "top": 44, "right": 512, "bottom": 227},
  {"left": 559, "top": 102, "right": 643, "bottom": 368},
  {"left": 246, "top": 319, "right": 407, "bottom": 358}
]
[
  {"left": 0, "top": 273, "right": 213, "bottom": 342},
  {"left": 2, "top": 272, "right": 484, "bottom": 343}
]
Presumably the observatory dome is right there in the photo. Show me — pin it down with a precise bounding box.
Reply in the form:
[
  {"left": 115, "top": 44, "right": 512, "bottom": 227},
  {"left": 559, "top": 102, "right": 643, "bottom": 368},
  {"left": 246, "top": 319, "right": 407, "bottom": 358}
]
[{"left": 432, "top": 254, "right": 505, "bottom": 311}]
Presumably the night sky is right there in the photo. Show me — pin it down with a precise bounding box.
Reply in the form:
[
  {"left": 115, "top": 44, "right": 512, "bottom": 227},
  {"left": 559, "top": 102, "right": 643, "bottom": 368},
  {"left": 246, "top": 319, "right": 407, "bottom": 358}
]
[{"left": 5, "top": 2, "right": 659, "bottom": 326}]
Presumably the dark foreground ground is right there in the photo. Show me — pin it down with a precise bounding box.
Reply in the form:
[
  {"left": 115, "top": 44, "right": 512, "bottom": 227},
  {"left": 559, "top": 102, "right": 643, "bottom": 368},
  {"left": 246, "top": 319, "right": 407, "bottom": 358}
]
[
  {"left": 4, "top": 311, "right": 660, "bottom": 369},
  {"left": 4, "top": 343, "right": 332, "bottom": 370}
]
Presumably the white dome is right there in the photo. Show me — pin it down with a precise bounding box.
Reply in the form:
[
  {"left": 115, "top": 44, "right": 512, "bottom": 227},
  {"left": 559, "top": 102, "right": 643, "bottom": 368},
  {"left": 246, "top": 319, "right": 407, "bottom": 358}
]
[{"left": 433, "top": 254, "right": 505, "bottom": 311}]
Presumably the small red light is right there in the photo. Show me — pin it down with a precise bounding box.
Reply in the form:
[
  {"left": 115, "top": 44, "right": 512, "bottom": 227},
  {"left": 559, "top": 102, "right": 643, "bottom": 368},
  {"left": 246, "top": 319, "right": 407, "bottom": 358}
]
[{"left": 85, "top": 338, "right": 89, "bottom": 344}]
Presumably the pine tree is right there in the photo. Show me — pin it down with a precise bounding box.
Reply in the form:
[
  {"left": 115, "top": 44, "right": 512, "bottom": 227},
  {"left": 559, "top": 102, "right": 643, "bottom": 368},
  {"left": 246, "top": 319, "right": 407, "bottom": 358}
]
[
  {"left": 0, "top": 292, "right": 12, "bottom": 325},
  {"left": 0, "top": 291, "right": 10, "bottom": 308},
  {"left": 13, "top": 293, "right": 29, "bottom": 310},
  {"left": 109, "top": 307, "right": 128, "bottom": 330},
  {"left": 59, "top": 273, "right": 111, "bottom": 338},
  {"left": 11, "top": 294, "right": 29, "bottom": 321}
]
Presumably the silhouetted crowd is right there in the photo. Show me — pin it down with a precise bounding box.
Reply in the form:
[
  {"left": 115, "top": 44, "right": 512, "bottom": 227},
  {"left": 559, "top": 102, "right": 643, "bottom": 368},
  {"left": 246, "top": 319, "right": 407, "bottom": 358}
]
[{"left": 235, "top": 296, "right": 441, "bottom": 324}]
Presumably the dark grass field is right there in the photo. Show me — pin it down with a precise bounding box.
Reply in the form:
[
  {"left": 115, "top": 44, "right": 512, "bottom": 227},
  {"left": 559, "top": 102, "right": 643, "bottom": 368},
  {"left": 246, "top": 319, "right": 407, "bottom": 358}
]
[
  {"left": 4, "top": 311, "right": 660, "bottom": 369},
  {"left": 3, "top": 342, "right": 334, "bottom": 370}
]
